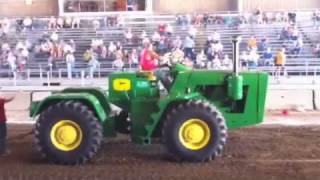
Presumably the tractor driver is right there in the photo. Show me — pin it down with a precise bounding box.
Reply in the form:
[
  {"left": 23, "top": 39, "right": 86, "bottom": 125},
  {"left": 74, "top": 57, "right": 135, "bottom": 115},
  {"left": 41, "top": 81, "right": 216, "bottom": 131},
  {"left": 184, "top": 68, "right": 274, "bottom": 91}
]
[{"left": 140, "top": 39, "right": 172, "bottom": 89}]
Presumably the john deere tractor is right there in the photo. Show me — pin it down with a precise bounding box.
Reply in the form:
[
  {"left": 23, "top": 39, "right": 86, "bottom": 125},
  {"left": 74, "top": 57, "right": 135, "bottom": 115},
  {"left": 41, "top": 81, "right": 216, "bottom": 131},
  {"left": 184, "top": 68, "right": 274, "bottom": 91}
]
[{"left": 29, "top": 36, "right": 268, "bottom": 165}]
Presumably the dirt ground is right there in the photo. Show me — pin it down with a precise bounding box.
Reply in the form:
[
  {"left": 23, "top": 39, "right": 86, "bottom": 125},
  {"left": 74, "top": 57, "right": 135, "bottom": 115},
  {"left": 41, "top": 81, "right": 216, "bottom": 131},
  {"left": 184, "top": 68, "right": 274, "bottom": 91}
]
[{"left": 0, "top": 124, "right": 320, "bottom": 180}]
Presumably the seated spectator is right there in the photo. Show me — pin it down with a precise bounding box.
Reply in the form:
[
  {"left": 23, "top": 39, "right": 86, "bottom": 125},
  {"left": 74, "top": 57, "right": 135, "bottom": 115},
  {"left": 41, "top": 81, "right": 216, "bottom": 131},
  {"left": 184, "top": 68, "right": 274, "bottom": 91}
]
[
  {"left": 262, "top": 48, "right": 273, "bottom": 66},
  {"left": 116, "top": 41, "right": 122, "bottom": 51},
  {"left": 129, "top": 49, "right": 139, "bottom": 67},
  {"left": 50, "top": 31, "right": 59, "bottom": 42},
  {"left": 157, "top": 39, "right": 168, "bottom": 55},
  {"left": 275, "top": 48, "right": 287, "bottom": 77},
  {"left": 113, "top": 50, "right": 124, "bottom": 69},
  {"left": 87, "top": 52, "right": 100, "bottom": 78},
  {"left": 209, "top": 41, "right": 223, "bottom": 59},
  {"left": 108, "top": 41, "right": 117, "bottom": 57},
  {"left": 247, "top": 49, "right": 259, "bottom": 68},
  {"left": 172, "top": 36, "right": 182, "bottom": 49},
  {"left": 196, "top": 50, "right": 207, "bottom": 68},
  {"left": 158, "top": 23, "right": 166, "bottom": 35},
  {"left": 140, "top": 30, "right": 148, "bottom": 41},
  {"left": 83, "top": 49, "right": 93, "bottom": 62},
  {"left": 176, "top": 14, "right": 183, "bottom": 25},
  {"left": 240, "top": 51, "right": 249, "bottom": 68},
  {"left": 258, "top": 37, "right": 268, "bottom": 52},
  {"left": 57, "top": 17, "right": 64, "bottom": 29},
  {"left": 1, "top": 18, "right": 10, "bottom": 36},
  {"left": 152, "top": 31, "right": 161, "bottom": 46},
  {"left": 279, "top": 26, "right": 290, "bottom": 40},
  {"left": 23, "top": 17, "right": 33, "bottom": 30},
  {"left": 48, "top": 16, "right": 56, "bottom": 30},
  {"left": 171, "top": 48, "right": 184, "bottom": 64},
  {"left": 247, "top": 36, "right": 257, "bottom": 50},
  {"left": 291, "top": 26, "right": 299, "bottom": 40},
  {"left": 312, "top": 43, "right": 320, "bottom": 57},
  {"left": 93, "top": 19, "right": 100, "bottom": 29},
  {"left": 221, "top": 54, "right": 232, "bottom": 70},
  {"left": 188, "top": 25, "right": 197, "bottom": 38},
  {"left": 291, "top": 37, "right": 303, "bottom": 55},
  {"left": 212, "top": 31, "right": 221, "bottom": 43},
  {"left": 208, "top": 54, "right": 221, "bottom": 70},
  {"left": 165, "top": 24, "right": 173, "bottom": 36},
  {"left": 65, "top": 17, "right": 73, "bottom": 28},
  {"left": 288, "top": 12, "right": 296, "bottom": 24},
  {"left": 183, "top": 36, "right": 195, "bottom": 59},
  {"left": 124, "top": 28, "right": 133, "bottom": 43},
  {"left": 71, "top": 17, "right": 80, "bottom": 29}
]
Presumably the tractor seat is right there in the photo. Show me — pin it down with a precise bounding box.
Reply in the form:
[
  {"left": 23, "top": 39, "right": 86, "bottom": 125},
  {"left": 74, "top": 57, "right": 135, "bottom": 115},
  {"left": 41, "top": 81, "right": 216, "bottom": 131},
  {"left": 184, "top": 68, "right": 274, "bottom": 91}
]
[{"left": 136, "top": 71, "right": 157, "bottom": 81}]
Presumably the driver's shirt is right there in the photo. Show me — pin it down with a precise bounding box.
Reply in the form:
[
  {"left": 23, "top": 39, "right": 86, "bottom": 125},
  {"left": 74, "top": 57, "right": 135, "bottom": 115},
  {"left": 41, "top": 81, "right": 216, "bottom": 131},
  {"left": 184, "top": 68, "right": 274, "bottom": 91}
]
[{"left": 140, "top": 49, "right": 159, "bottom": 71}]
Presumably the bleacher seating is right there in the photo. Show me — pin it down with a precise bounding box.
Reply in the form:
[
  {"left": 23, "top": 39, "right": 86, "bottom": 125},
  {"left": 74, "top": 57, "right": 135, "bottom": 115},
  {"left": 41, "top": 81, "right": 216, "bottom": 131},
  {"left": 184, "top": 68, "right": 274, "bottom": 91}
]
[{"left": 0, "top": 12, "right": 320, "bottom": 78}]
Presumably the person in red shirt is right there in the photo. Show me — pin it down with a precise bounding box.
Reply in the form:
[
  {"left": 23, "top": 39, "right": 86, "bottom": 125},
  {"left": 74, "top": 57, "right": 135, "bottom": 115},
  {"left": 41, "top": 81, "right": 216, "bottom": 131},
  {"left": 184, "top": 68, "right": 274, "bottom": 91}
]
[
  {"left": 0, "top": 94, "right": 15, "bottom": 155},
  {"left": 140, "top": 40, "right": 160, "bottom": 71}
]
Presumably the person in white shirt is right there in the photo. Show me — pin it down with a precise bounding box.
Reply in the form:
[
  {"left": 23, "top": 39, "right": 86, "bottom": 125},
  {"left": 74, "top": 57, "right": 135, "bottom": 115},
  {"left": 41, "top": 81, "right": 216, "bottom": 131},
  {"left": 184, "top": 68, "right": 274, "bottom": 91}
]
[
  {"left": 48, "top": 16, "right": 56, "bottom": 30},
  {"left": 124, "top": 28, "right": 133, "bottom": 43},
  {"left": 212, "top": 55, "right": 222, "bottom": 70},
  {"left": 196, "top": 50, "right": 207, "bottom": 68},
  {"left": 72, "top": 17, "right": 80, "bottom": 29},
  {"left": 6, "top": 51, "right": 16, "bottom": 73},
  {"left": 212, "top": 31, "right": 221, "bottom": 42},
  {"left": 93, "top": 19, "right": 100, "bottom": 29},
  {"left": 2, "top": 18, "right": 10, "bottom": 35},
  {"left": 247, "top": 50, "right": 260, "bottom": 68},
  {"left": 152, "top": 31, "right": 161, "bottom": 45},
  {"left": 166, "top": 24, "right": 173, "bottom": 36},
  {"left": 240, "top": 51, "right": 249, "bottom": 68},
  {"left": 65, "top": 50, "right": 75, "bottom": 79},
  {"left": 23, "top": 17, "right": 32, "bottom": 30},
  {"left": 221, "top": 54, "right": 232, "bottom": 70},
  {"left": 57, "top": 17, "right": 64, "bottom": 29},
  {"left": 188, "top": 25, "right": 197, "bottom": 38},
  {"left": 50, "top": 31, "right": 59, "bottom": 42}
]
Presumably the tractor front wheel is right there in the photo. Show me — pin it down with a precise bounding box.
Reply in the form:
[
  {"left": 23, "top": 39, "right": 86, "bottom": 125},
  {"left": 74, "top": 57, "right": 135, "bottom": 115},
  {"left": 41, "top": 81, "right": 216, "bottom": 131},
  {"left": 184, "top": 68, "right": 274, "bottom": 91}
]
[
  {"left": 162, "top": 100, "right": 227, "bottom": 162},
  {"left": 34, "top": 100, "right": 103, "bottom": 165}
]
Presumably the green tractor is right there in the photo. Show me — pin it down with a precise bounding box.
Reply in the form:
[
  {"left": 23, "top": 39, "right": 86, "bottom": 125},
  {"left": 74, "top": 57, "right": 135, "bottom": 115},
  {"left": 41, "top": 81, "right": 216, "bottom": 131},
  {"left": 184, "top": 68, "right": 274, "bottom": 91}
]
[{"left": 29, "top": 36, "right": 268, "bottom": 165}]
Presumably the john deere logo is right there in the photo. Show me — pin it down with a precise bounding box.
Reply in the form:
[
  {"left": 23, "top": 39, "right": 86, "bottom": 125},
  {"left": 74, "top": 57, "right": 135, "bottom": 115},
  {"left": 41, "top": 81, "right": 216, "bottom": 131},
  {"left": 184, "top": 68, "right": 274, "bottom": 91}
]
[{"left": 113, "top": 79, "right": 131, "bottom": 91}]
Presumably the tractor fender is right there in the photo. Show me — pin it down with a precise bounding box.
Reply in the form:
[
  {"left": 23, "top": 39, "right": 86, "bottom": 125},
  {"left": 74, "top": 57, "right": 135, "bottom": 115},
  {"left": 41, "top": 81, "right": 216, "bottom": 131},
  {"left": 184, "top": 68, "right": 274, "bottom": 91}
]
[{"left": 31, "top": 93, "right": 108, "bottom": 123}]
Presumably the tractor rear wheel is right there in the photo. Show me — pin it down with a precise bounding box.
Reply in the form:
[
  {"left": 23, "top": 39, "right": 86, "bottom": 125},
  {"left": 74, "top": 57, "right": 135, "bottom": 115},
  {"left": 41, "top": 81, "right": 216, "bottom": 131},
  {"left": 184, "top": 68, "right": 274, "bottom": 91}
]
[
  {"left": 162, "top": 100, "right": 227, "bottom": 162},
  {"left": 34, "top": 100, "right": 103, "bottom": 165}
]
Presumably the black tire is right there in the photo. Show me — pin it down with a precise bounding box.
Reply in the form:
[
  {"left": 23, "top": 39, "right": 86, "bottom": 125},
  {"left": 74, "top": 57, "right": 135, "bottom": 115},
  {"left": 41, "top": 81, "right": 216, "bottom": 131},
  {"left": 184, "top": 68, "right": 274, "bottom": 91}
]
[
  {"left": 34, "top": 100, "right": 103, "bottom": 165},
  {"left": 162, "top": 100, "right": 227, "bottom": 162}
]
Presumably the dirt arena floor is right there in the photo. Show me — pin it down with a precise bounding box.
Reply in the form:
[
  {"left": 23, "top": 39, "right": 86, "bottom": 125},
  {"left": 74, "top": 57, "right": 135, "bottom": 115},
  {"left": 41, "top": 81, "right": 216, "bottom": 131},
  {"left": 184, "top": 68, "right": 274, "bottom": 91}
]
[{"left": 0, "top": 123, "right": 320, "bottom": 180}]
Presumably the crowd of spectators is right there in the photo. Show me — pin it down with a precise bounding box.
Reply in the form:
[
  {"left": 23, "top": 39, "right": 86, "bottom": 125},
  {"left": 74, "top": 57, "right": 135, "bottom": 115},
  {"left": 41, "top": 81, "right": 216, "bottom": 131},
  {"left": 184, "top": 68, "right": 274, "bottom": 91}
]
[{"left": 0, "top": 9, "right": 319, "bottom": 79}]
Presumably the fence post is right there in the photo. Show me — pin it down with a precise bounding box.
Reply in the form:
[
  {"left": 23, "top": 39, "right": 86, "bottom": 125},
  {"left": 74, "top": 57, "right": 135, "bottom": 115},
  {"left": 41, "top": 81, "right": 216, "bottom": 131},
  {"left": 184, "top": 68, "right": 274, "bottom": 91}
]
[
  {"left": 39, "top": 66, "right": 43, "bottom": 80},
  {"left": 305, "top": 62, "right": 309, "bottom": 76},
  {"left": 47, "top": 72, "right": 50, "bottom": 87},
  {"left": 58, "top": 69, "right": 62, "bottom": 80},
  {"left": 13, "top": 71, "right": 17, "bottom": 86},
  {"left": 98, "top": 65, "right": 101, "bottom": 78},
  {"left": 27, "top": 69, "right": 30, "bottom": 81},
  {"left": 81, "top": 70, "right": 85, "bottom": 87},
  {"left": 50, "top": 64, "right": 53, "bottom": 78}
]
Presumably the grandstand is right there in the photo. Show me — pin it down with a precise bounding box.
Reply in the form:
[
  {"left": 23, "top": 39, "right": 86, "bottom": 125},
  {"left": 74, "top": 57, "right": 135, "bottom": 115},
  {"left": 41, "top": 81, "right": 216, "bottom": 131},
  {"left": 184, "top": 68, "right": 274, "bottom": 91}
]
[{"left": 0, "top": 0, "right": 319, "bottom": 81}]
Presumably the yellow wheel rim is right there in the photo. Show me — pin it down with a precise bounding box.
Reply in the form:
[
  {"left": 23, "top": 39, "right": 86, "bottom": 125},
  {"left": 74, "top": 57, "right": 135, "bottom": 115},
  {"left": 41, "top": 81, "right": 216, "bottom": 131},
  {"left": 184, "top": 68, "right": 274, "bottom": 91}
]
[
  {"left": 50, "top": 120, "right": 83, "bottom": 152},
  {"left": 179, "top": 119, "right": 211, "bottom": 150}
]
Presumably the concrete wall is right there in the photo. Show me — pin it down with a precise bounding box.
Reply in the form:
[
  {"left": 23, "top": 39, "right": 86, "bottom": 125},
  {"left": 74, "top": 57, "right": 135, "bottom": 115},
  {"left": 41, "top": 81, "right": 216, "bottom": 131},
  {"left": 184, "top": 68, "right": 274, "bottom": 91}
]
[
  {"left": 153, "top": 0, "right": 237, "bottom": 13},
  {"left": 0, "top": 0, "right": 58, "bottom": 16},
  {"left": 243, "top": 0, "right": 320, "bottom": 12},
  {"left": 266, "top": 90, "right": 315, "bottom": 111}
]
